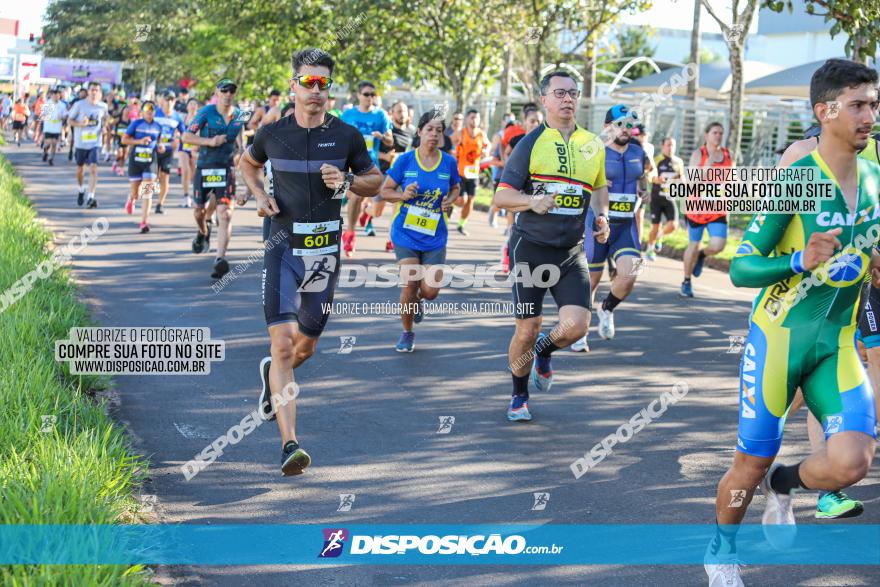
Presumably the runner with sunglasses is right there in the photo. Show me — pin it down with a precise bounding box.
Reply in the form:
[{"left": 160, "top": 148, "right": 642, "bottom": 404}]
[
  {"left": 241, "top": 49, "right": 381, "bottom": 475},
  {"left": 182, "top": 79, "right": 247, "bottom": 280},
  {"left": 341, "top": 81, "right": 393, "bottom": 257},
  {"left": 573, "top": 105, "right": 652, "bottom": 350}
]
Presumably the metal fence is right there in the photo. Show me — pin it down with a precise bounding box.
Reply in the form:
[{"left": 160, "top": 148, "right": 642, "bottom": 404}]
[
  {"left": 581, "top": 96, "right": 817, "bottom": 165},
  {"left": 386, "top": 90, "right": 827, "bottom": 166}
]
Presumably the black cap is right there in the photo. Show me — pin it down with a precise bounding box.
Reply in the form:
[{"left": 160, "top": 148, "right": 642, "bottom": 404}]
[
  {"left": 163, "top": 91, "right": 176, "bottom": 100},
  {"left": 216, "top": 78, "right": 237, "bottom": 92}
]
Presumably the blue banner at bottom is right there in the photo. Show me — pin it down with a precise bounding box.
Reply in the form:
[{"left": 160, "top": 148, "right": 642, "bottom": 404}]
[{"left": 0, "top": 524, "right": 878, "bottom": 565}]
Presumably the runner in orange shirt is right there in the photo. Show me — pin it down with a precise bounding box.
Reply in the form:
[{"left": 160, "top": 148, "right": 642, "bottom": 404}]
[
  {"left": 12, "top": 99, "right": 30, "bottom": 147},
  {"left": 451, "top": 109, "right": 489, "bottom": 236}
]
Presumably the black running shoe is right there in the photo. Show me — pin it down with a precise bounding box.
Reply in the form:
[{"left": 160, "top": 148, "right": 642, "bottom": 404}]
[
  {"left": 48, "top": 159, "right": 54, "bottom": 166},
  {"left": 155, "top": 203, "right": 164, "bottom": 214},
  {"left": 211, "top": 258, "right": 230, "bottom": 279},
  {"left": 77, "top": 191, "right": 84, "bottom": 206},
  {"left": 281, "top": 441, "right": 311, "bottom": 476},
  {"left": 42, "top": 151, "right": 47, "bottom": 162},
  {"left": 86, "top": 197, "right": 98, "bottom": 209},
  {"left": 192, "top": 231, "right": 206, "bottom": 253},
  {"left": 257, "top": 356, "right": 276, "bottom": 421}
]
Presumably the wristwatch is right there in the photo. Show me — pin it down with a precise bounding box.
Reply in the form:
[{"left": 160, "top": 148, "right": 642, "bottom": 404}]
[{"left": 344, "top": 172, "right": 355, "bottom": 185}]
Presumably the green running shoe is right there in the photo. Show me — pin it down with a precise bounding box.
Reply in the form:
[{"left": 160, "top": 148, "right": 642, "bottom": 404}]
[{"left": 816, "top": 491, "right": 864, "bottom": 519}]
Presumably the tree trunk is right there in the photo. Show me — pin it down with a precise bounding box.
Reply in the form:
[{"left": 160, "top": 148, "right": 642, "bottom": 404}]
[
  {"left": 727, "top": 42, "right": 745, "bottom": 162},
  {"left": 684, "top": 0, "right": 701, "bottom": 153},
  {"left": 493, "top": 44, "right": 513, "bottom": 131},
  {"left": 851, "top": 33, "right": 869, "bottom": 64},
  {"left": 581, "top": 32, "right": 597, "bottom": 127}
]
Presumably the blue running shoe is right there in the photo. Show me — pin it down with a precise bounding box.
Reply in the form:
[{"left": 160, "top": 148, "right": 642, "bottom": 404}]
[
  {"left": 396, "top": 331, "right": 415, "bottom": 352},
  {"left": 680, "top": 280, "right": 694, "bottom": 298},
  {"left": 531, "top": 333, "right": 553, "bottom": 392},
  {"left": 507, "top": 395, "right": 532, "bottom": 422},
  {"left": 693, "top": 251, "right": 706, "bottom": 278}
]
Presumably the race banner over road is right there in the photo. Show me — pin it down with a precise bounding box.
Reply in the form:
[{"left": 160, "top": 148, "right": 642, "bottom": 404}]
[{"left": 40, "top": 58, "right": 123, "bottom": 84}]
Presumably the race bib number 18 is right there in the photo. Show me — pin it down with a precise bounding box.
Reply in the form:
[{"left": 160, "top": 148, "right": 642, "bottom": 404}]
[{"left": 403, "top": 205, "right": 441, "bottom": 236}]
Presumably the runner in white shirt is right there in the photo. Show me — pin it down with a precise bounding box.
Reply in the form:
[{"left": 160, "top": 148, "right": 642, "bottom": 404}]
[
  {"left": 67, "top": 82, "right": 109, "bottom": 208},
  {"left": 40, "top": 89, "right": 67, "bottom": 166}
]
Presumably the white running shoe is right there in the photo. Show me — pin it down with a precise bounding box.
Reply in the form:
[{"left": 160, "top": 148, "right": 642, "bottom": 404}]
[
  {"left": 705, "top": 561, "right": 744, "bottom": 587},
  {"left": 760, "top": 462, "right": 797, "bottom": 549},
  {"left": 570, "top": 335, "right": 590, "bottom": 352},
  {"left": 704, "top": 540, "right": 745, "bottom": 586},
  {"left": 596, "top": 306, "right": 615, "bottom": 340}
]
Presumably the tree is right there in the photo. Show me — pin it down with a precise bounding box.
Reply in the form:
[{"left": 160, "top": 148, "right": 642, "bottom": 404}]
[
  {"left": 763, "top": 0, "right": 880, "bottom": 63},
  {"left": 566, "top": 0, "right": 652, "bottom": 117},
  {"left": 602, "top": 27, "right": 657, "bottom": 81},
  {"left": 43, "top": 0, "right": 194, "bottom": 92},
  {"left": 700, "top": 0, "right": 759, "bottom": 162},
  {"left": 402, "top": 0, "right": 511, "bottom": 111}
]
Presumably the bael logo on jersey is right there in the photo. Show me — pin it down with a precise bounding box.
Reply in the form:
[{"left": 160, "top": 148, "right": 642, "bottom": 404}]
[
  {"left": 319, "top": 528, "right": 349, "bottom": 558},
  {"left": 555, "top": 142, "right": 568, "bottom": 174}
]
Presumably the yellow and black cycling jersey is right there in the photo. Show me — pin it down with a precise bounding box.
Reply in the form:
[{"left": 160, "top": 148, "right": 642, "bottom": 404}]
[{"left": 498, "top": 122, "right": 606, "bottom": 249}]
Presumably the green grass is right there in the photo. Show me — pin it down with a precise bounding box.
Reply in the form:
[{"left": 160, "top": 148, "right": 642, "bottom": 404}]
[{"left": 0, "top": 154, "right": 149, "bottom": 585}]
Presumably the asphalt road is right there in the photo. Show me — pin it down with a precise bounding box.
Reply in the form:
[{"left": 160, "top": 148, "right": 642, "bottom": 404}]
[{"left": 5, "top": 139, "right": 878, "bottom": 586}]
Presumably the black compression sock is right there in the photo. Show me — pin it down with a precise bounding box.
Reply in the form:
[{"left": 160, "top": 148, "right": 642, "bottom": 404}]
[
  {"left": 536, "top": 336, "right": 560, "bottom": 358},
  {"left": 511, "top": 373, "right": 529, "bottom": 397},
  {"left": 602, "top": 293, "right": 622, "bottom": 312},
  {"left": 770, "top": 463, "right": 809, "bottom": 494},
  {"left": 698, "top": 250, "right": 706, "bottom": 261}
]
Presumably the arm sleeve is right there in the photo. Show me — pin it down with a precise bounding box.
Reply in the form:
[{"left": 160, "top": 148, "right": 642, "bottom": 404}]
[
  {"left": 347, "top": 129, "right": 376, "bottom": 174},
  {"left": 729, "top": 213, "right": 798, "bottom": 288},
  {"left": 247, "top": 126, "right": 269, "bottom": 164}
]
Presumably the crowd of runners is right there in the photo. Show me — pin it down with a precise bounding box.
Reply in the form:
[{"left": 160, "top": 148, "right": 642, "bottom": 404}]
[{"left": 5, "top": 51, "right": 880, "bottom": 587}]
